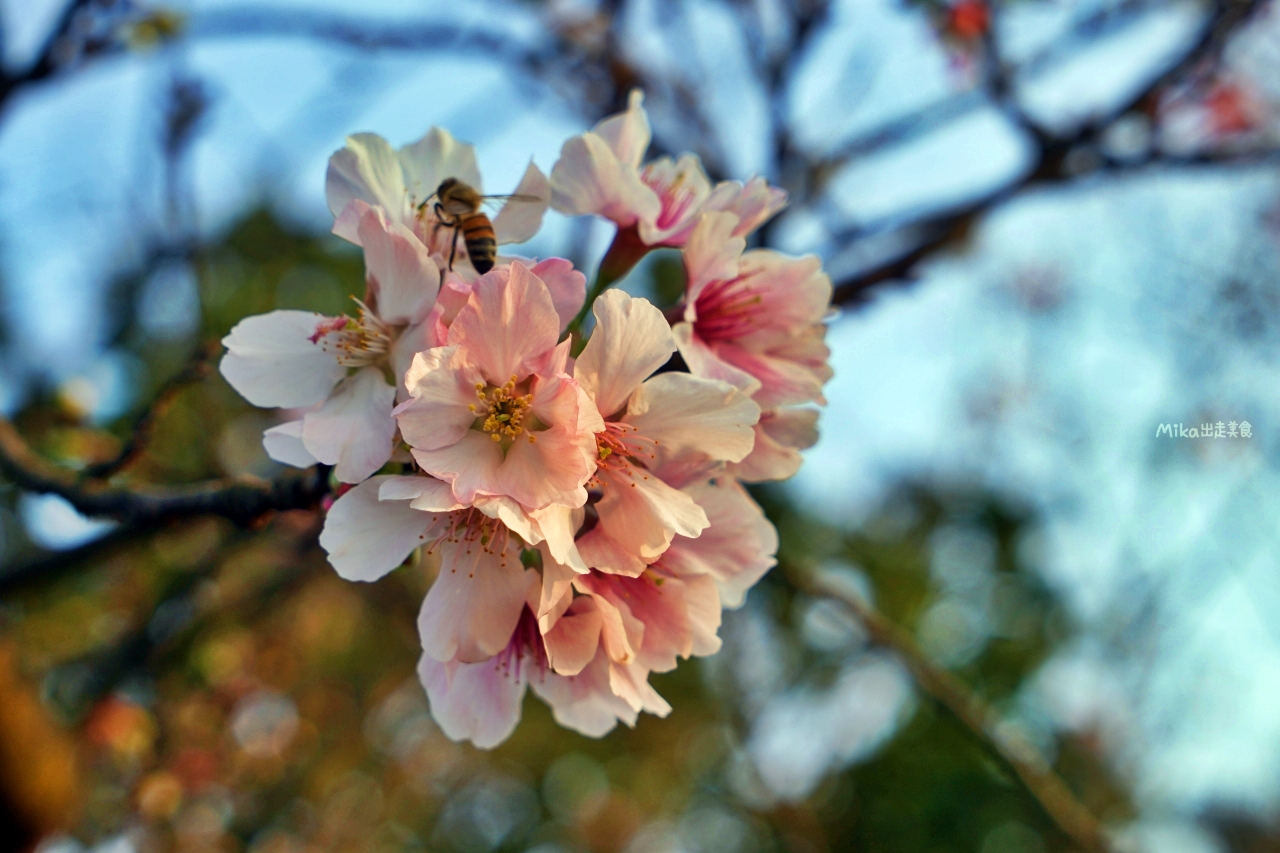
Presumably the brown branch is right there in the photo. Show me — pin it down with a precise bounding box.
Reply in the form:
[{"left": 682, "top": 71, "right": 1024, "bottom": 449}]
[
  {"left": 829, "top": 145, "right": 1280, "bottom": 306},
  {"left": 0, "top": 417, "right": 330, "bottom": 529},
  {"left": 81, "top": 340, "right": 218, "bottom": 480},
  {"left": 819, "top": 0, "right": 1271, "bottom": 306},
  {"left": 802, "top": 569, "right": 1113, "bottom": 853},
  {"left": 0, "top": 0, "right": 117, "bottom": 110}
]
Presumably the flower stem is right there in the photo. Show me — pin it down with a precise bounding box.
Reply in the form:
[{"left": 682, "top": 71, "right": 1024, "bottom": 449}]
[
  {"left": 802, "top": 569, "right": 1113, "bottom": 853},
  {"left": 566, "top": 225, "right": 652, "bottom": 353}
]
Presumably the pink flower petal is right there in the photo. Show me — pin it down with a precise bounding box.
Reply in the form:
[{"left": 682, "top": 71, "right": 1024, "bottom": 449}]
[
  {"left": 625, "top": 373, "right": 759, "bottom": 463},
  {"left": 531, "top": 645, "right": 640, "bottom": 737},
  {"left": 411, "top": 430, "right": 505, "bottom": 505},
  {"left": 332, "top": 199, "right": 371, "bottom": 245},
  {"left": 357, "top": 206, "right": 439, "bottom": 325},
  {"left": 682, "top": 212, "right": 746, "bottom": 306},
  {"left": 529, "top": 258, "right": 586, "bottom": 334},
  {"left": 396, "top": 346, "right": 483, "bottom": 452},
  {"left": 530, "top": 504, "right": 588, "bottom": 574},
  {"left": 448, "top": 262, "right": 560, "bottom": 384},
  {"left": 699, "top": 176, "right": 788, "bottom": 238},
  {"left": 537, "top": 542, "right": 580, "bottom": 625},
  {"left": 664, "top": 476, "right": 778, "bottom": 608},
  {"left": 638, "top": 154, "right": 713, "bottom": 246},
  {"left": 543, "top": 596, "right": 603, "bottom": 676},
  {"left": 575, "top": 290, "right": 676, "bottom": 420},
  {"left": 579, "top": 466, "right": 709, "bottom": 576},
  {"left": 419, "top": 553, "right": 534, "bottom": 663},
  {"left": 712, "top": 333, "right": 832, "bottom": 409},
  {"left": 497, "top": 425, "right": 591, "bottom": 509},
  {"left": 578, "top": 569, "right": 721, "bottom": 673},
  {"left": 730, "top": 408, "right": 820, "bottom": 484},
  {"left": 672, "top": 322, "right": 761, "bottom": 396},
  {"left": 419, "top": 653, "right": 526, "bottom": 750},
  {"left": 608, "top": 660, "right": 672, "bottom": 716}
]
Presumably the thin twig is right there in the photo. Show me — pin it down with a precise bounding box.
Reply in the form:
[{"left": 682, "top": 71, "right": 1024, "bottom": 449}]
[
  {"left": 803, "top": 570, "right": 1112, "bottom": 853},
  {"left": 82, "top": 341, "right": 218, "bottom": 480}
]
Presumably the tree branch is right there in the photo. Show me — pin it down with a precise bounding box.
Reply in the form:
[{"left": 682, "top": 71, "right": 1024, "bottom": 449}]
[
  {"left": 0, "top": 417, "right": 330, "bottom": 529},
  {"left": 802, "top": 569, "right": 1113, "bottom": 853},
  {"left": 0, "top": 0, "right": 112, "bottom": 110}
]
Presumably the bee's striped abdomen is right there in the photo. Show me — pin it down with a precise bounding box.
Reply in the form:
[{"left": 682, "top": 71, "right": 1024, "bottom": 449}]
[{"left": 460, "top": 212, "right": 497, "bottom": 274}]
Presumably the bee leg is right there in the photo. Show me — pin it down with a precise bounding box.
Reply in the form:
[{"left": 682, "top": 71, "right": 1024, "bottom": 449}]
[{"left": 448, "top": 225, "right": 461, "bottom": 271}]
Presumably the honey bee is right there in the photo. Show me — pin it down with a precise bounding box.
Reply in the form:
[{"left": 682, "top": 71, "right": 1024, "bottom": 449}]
[{"left": 424, "top": 178, "right": 542, "bottom": 275}]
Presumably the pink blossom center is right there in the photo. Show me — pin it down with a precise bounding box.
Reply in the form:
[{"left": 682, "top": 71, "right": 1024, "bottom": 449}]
[
  {"left": 642, "top": 166, "right": 701, "bottom": 231},
  {"left": 591, "top": 421, "right": 658, "bottom": 488},
  {"left": 422, "top": 508, "right": 516, "bottom": 565},
  {"left": 490, "top": 606, "right": 548, "bottom": 683},
  {"left": 693, "top": 277, "right": 765, "bottom": 342}
]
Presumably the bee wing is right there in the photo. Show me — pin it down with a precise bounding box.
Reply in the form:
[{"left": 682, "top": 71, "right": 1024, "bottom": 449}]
[
  {"left": 491, "top": 162, "right": 551, "bottom": 245},
  {"left": 481, "top": 193, "right": 545, "bottom": 202}
]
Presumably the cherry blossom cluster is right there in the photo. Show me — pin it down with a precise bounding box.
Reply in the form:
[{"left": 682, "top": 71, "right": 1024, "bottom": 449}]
[{"left": 218, "top": 92, "right": 832, "bottom": 748}]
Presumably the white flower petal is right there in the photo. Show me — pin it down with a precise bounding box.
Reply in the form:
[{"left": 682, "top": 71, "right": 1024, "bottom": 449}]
[
  {"left": 262, "top": 420, "right": 317, "bottom": 468},
  {"left": 302, "top": 366, "right": 397, "bottom": 484},
  {"left": 492, "top": 160, "right": 551, "bottom": 245},
  {"left": 325, "top": 132, "right": 411, "bottom": 227},
  {"left": 377, "top": 475, "right": 465, "bottom": 512},
  {"left": 220, "top": 310, "right": 345, "bottom": 408},
  {"left": 593, "top": 89, "right": 651, "bottom": 169},
  {"left": 549, "top": 134, "right": 661, "bottom": 226},
  {"left": 399, "top": 126, "right": 483, "bottom": 201},
  {"left": 357, "top": 206, "right": 440, "bottom": 325},
  {"left": 319, "top": 476, "right": 432, "bottom": 582}
]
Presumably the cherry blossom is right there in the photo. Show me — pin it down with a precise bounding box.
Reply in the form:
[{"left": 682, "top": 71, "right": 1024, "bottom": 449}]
[
  {"left": 669, "top": 212, "right": 831, "bottom": 482},
  {"left": 220, "top": 206, "right": 439, "bottom": 483},
  {"left": 420, "top": 599, "right": 656, "bottom": 748},
  {"left": 394, "top": 261, "right": 602, "bottom": 511},
  {"left": 657, "top": 467, "right": 780, "bottom": 608},
  {"left": 318, "top": 476, "right": 660, "bottom": 748},
  {"left": 573, "top": 289, "right": 761, "bottom": 575},
  {"left": 549, "top": 90, "right": 786, "bottom": 249},
  {"left": 674, "top": 212, "right": 832, "bottom": 410},
  {"left": 290, "top": 110, "right": 835, "bottom": 750},
  {"left": 326, "top": 126, "right": 551, "bottom": 275},
  {"left": 731, "top": 407, "right": 821, "bottom": 483},
  {"left": 320, "top": 475, "right": 540, "bottom": 663}
]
